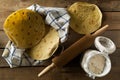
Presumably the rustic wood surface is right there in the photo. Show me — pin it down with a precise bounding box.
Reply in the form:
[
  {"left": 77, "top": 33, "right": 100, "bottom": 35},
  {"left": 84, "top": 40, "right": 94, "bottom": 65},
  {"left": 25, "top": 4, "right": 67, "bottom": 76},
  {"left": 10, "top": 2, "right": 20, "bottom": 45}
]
[
  {"left": 0, "top": 12, "right": 120, "bottom": 30},
  {"left": 0, "top": 0, "right": 120, "bottom": 80}
]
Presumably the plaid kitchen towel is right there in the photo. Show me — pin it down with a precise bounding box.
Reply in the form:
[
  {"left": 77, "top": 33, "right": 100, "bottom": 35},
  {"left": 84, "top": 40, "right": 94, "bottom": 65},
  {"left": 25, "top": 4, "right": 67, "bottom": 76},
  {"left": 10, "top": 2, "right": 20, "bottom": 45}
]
[{"left": 2, "top": 4, "right": 70, "bottom": 68}]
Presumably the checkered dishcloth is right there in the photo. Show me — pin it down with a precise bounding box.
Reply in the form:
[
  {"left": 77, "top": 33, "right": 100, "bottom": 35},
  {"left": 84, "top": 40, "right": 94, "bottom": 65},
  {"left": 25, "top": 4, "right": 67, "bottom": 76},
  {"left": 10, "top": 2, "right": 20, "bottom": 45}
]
[{"left": 2, "top": 4, "right": 70, "bottom": 68}]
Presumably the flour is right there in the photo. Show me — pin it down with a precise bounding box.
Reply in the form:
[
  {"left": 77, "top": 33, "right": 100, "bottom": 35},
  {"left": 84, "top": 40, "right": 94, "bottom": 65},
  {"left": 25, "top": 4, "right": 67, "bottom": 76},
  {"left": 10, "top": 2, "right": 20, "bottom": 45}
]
[{"left": 88, "top": 54, "right": 106, "bottom": 74}]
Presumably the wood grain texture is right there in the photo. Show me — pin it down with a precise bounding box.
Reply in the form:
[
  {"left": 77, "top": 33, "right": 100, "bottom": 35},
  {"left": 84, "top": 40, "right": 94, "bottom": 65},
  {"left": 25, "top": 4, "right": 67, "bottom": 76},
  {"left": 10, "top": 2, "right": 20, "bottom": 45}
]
[
  {"left": 0, "top": 49, "right": 9, "bottom": 67},
  {"left": 63, "top": 30, "right": 120, "bottom": 49},
  {"left": 0, "top": 12, "right": 120, "bottom": 30},
  {"left": 0, "top": 0, "right": 120, "bottom": 80},
  {"left": 0, "top": 0, "right": 120, "bottom": 30},
  {"left": 102, "top": 12, "right": 120, "bottom": 30},
  {"left": 0, "top": 31, "right": 8, "bottom": 48},
  {"left": 0, "top": 64, "right": 119, "bottom": 80},
  {"left": 0, "top": 30, "right": 120, "bottom": 48},
  {"left": 0, "top": 48, "right": 120, "bottom": 67},
  {"left": 0, "top": 49, "right": 119, "bottom": 79},
  {"left": 0, "top": 0, "right": 120, "bottom": 11}
]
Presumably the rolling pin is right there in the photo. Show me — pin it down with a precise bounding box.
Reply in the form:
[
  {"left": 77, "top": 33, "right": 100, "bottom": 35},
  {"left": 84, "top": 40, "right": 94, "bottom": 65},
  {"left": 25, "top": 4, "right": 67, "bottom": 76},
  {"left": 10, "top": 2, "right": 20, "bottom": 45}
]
[{"left": 38, "top": 25, "right": 109, "bottom": 77}]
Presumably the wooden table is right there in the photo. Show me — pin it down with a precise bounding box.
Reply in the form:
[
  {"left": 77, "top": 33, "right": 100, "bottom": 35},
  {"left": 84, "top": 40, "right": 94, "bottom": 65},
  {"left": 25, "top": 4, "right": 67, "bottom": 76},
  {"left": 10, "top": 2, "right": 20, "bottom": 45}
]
[{"left": 0, "top": 0, "right": 120, "bottom": 80}]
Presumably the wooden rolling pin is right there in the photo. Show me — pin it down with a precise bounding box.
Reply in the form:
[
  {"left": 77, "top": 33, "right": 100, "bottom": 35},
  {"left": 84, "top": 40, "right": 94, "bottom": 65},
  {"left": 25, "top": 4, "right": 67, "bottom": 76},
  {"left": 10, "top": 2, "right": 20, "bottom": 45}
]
[{"left": 38, "top": 25, "right": 109, "bottom": 77}]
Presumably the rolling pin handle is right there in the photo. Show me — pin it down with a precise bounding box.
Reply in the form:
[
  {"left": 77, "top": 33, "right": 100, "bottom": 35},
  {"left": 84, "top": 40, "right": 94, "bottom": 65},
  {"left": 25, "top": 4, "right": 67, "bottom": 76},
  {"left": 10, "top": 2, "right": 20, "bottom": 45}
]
[
  {"left": 38, "top": 63, "right": 56, "bottom": 77},
  {"left": 92, "top": 25, "right": 109, "bottom": 37}
]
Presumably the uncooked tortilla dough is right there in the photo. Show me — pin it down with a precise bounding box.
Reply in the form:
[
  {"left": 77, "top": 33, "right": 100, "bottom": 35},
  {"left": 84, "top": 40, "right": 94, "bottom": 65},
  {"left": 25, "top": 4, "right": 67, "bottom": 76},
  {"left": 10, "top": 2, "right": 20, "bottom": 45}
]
[{"left": 88, "top": 54, "right": 106, "bottom": 74}]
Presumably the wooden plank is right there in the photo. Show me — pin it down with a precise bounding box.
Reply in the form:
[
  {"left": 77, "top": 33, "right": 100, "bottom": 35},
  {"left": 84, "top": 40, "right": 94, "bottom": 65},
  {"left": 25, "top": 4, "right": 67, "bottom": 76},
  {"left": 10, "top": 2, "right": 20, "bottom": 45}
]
[
  {"left": 101, "top": 30, "right": 120, "bottom": 48},
  {"left": 0, "top": 1, "right": 120, "bottom": 30},
  {"left": 102, "top": 12, "right": 120, "bottom": 30},
  {"left": 0, "top": 11, "right": 12, "bottom": 30},
  {"left": 0, "top": 0, "right": 120, "bottom": 11},
  {"left": 110, "top": 49, "right": 120, "bottom": 67},
  {"left": 63, "top": 30, "right": 120, "bottom": 49},
  {"left": 0, "top": 46, "right": 120, "bottom": 67},
  {"left": 0, "top": 64, "right": 119, "bottom": 80},
  {"left": 0, "top": 49, "right": 120, "bottom": 80},
  {"left": 0, "top": 30, "right": 120, "bottom": 48},
  {"left": 0, "top": 49, "right": 9, "bottom": 67},
  {"left": 0, "top": 31, "right": 9, "bottom": 48},
  {"left": 0, "top": 11, "right": 120, "bottom": 30},
  {"left": 0, "top": 1, "right": 119, "bottom": 80}
]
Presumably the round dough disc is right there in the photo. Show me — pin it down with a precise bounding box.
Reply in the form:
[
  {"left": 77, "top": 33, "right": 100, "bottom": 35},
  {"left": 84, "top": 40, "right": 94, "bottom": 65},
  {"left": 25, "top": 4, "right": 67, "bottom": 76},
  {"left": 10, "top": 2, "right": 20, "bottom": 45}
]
[
  {"left": 28, "top": 27, "right": 59, "bottom": 60},
  {"left": 68, "top": 2, "right": 102, "bottom": 34},
  {"left": 4, "top": 9, "right": 45, "bottom": 48}
]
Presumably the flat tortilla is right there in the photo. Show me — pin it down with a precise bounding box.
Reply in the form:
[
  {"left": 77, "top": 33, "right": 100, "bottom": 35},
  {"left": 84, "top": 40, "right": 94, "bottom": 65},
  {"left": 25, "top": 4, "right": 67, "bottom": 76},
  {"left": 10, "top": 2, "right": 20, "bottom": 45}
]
[
  {"left": 68, "top": 2, "right": 102, "bottom": 34},
  {"left": 28, "top": 27, "right": 59, "bottom": 60},
  {"left": 4, "top": 9, "right": 45, "bottom": 48}
]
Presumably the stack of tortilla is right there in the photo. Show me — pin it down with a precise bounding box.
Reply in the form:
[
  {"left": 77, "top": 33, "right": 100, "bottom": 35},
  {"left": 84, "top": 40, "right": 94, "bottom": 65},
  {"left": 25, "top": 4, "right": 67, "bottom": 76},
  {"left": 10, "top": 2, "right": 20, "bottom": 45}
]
[{"left": 4, "top": 9, "right": 59, "bottom": 60}]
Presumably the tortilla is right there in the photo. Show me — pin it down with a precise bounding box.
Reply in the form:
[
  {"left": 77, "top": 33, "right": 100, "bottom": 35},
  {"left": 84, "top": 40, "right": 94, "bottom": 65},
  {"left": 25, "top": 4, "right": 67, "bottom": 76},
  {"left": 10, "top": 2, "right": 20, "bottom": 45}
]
[
  {"left": 68, "top": 2, "right": 102, "bottom": 34},
  {"left": 3, "top": 9, "right": 45, "bottom": 48},
  {"left": 28, "top": 27, "right": 59, "bottom": 60}
]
